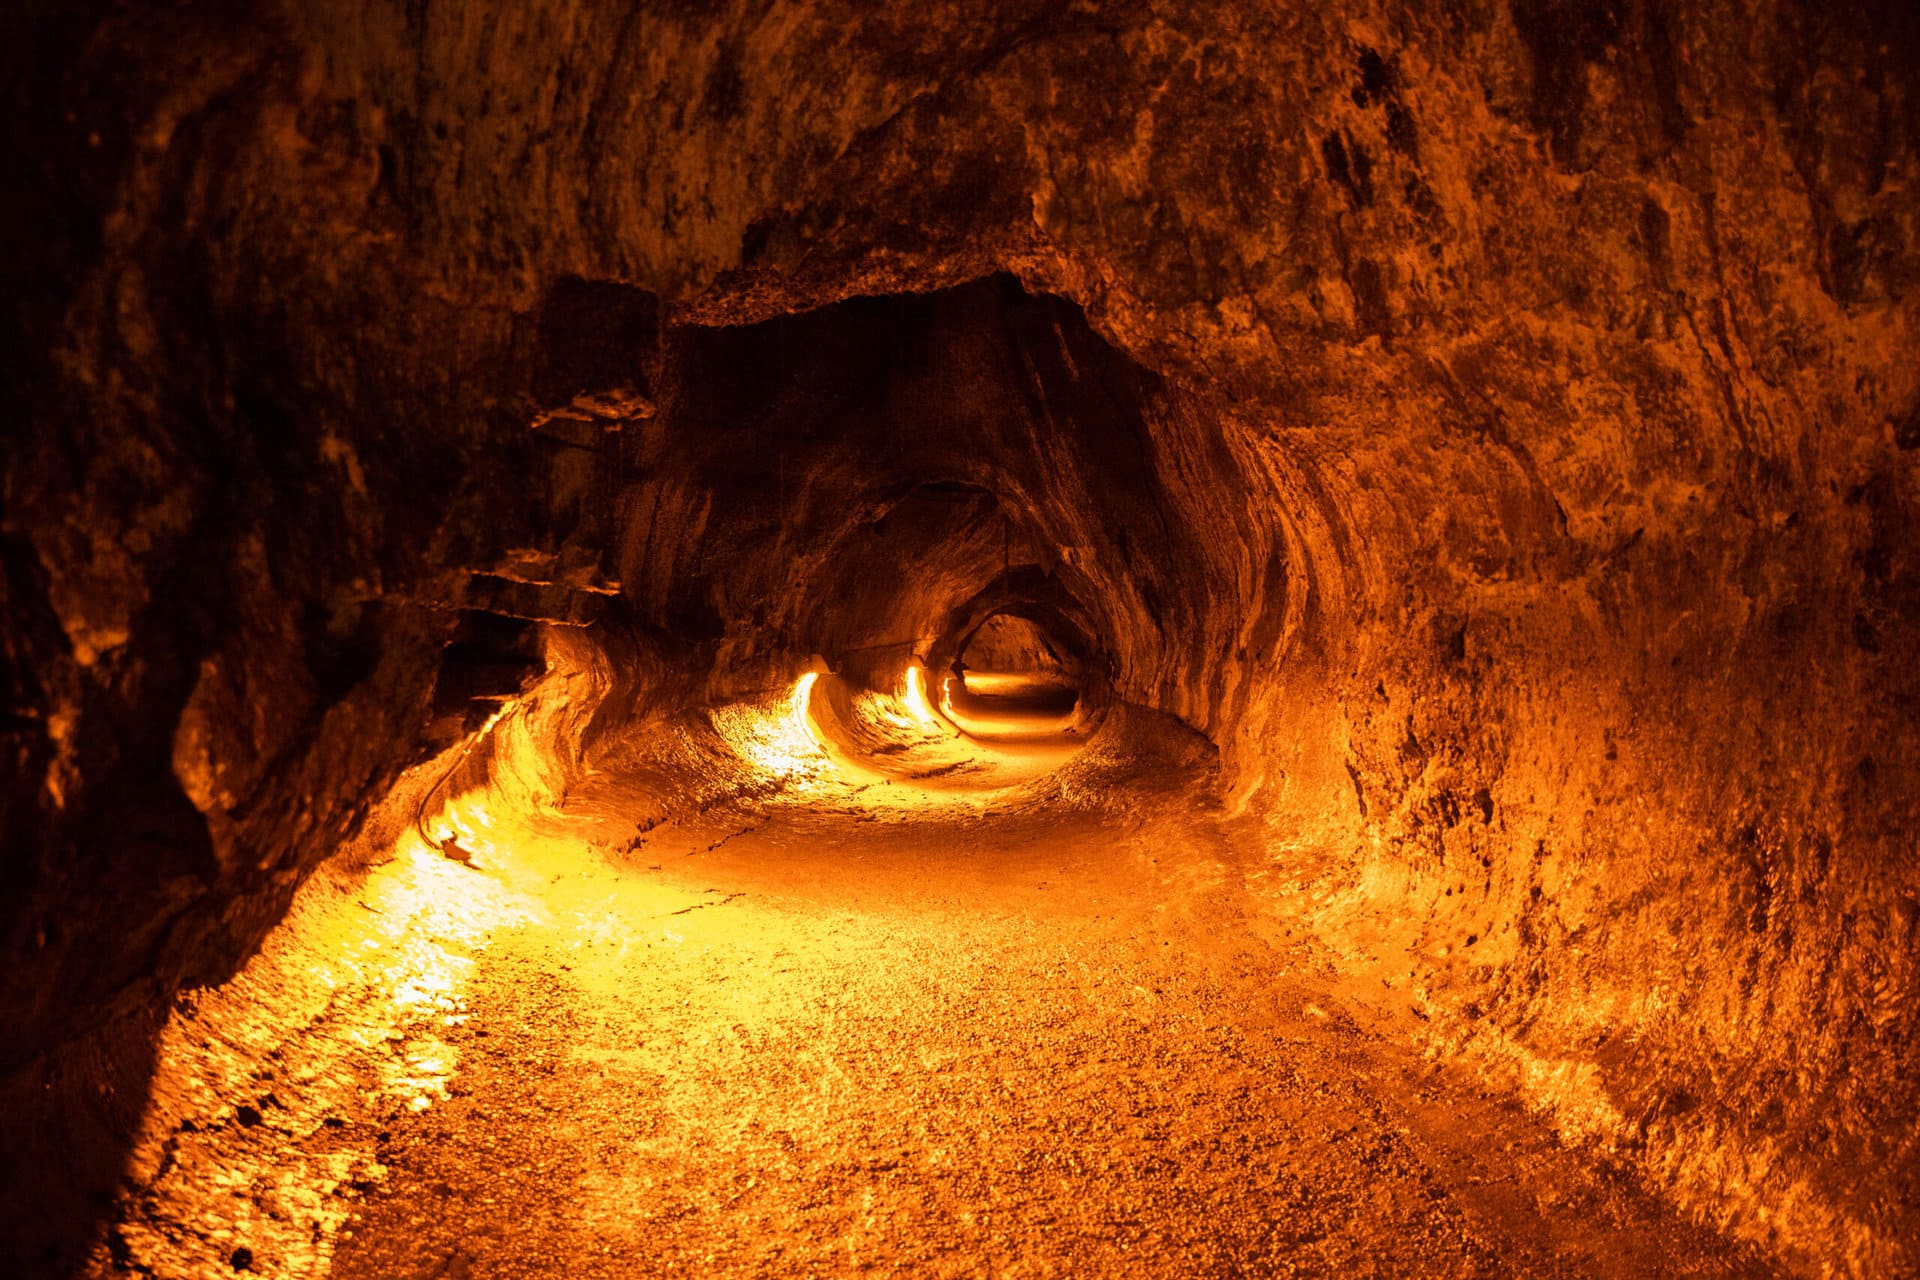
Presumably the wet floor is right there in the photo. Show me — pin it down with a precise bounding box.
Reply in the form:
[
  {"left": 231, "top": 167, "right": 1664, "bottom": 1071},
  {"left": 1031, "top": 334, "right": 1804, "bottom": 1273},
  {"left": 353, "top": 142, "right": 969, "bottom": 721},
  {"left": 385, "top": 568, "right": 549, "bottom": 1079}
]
[{"left": 86, "top": 680, "right": 1779, "bottom": 1279}]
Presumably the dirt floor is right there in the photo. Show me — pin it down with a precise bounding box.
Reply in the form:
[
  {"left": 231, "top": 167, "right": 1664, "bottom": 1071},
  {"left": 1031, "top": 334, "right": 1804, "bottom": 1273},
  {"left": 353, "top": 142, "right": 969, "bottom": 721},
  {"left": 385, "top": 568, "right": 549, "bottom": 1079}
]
[{"left": 86, "top": 680, "right": 1782, "bottom": 1279}]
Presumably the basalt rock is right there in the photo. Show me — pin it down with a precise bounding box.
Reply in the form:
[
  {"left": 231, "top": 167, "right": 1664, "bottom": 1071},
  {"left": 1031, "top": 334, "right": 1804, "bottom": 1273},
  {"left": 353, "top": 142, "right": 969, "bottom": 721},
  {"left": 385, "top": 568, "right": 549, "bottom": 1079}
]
[{"left": 2, "top": 0, "right": 1916, "bottom": 1274}]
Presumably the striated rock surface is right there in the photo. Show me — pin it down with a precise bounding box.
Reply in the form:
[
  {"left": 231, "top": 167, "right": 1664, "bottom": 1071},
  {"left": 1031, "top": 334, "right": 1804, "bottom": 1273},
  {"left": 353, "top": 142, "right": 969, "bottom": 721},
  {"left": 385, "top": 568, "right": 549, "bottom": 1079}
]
[{"left": 3, "top": 0, "right": 1916, "bottom": 1273}]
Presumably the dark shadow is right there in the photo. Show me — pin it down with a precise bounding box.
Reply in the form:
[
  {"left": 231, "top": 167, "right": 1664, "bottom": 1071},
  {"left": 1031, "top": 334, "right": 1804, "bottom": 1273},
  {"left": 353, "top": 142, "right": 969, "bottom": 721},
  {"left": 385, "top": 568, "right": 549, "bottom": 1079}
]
[{"left": 0, "top": 1009, "right": 164, "bottom": 1275}]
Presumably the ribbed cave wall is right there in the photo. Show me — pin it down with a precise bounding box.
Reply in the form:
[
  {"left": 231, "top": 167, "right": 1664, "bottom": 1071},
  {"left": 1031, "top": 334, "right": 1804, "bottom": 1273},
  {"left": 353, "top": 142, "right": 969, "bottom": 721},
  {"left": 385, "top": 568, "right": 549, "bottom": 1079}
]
[
  {"left": 3, "top": 0, "right": 1917, "bottom": 1273},
  {"left": 619, "top": 279, "right": 1276, "bottom": 712}
]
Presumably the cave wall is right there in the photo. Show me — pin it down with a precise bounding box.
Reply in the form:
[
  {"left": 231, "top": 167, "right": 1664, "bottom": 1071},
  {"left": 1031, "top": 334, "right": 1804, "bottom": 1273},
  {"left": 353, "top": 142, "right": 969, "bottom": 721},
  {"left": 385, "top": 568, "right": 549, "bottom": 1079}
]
[
  {"left": 962, "top": 614, "right": 1069, "bottom": 675},
  {"left": 3, "top": 0, "right": 1917, "bottom": 1273},
  {"left": 623, "top": 280, "right": 1262, "bottom": 707}
]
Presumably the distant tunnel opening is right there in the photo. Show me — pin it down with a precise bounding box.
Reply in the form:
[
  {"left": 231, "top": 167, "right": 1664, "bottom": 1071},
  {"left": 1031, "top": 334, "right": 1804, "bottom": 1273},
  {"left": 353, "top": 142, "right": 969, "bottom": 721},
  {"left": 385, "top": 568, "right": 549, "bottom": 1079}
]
[
  {"left": 575, "top": 274, "right": 1201, "bottom": 789},
  {"left": 958, "top": 613, "right": 1067, "bottom": 678},
  {"left": 940, "top": 610, "right": 1085, "bottom": 737}
]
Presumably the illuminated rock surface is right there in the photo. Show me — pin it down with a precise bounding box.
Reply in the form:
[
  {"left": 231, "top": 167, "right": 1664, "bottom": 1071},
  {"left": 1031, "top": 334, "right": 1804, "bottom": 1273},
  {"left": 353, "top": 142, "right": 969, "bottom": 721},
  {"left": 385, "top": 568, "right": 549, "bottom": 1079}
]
[
  {"left": 77, "top": 683, "right": 1777, "bottom": 1277},
  {"left": 1, "top": 0, "right": 1915, "bottom": 1275}
]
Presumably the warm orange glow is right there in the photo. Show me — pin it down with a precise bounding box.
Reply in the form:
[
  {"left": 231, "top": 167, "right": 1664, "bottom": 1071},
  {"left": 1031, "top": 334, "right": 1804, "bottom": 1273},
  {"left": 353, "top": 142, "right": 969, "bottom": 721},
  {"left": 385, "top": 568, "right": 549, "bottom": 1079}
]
[
  {"left": 939, "top": 670, "right": 1081, "bottom": 742},
  {"left": 430, "top": 797, "right": 500, "bottom": 862},
  {"left": 954, "top": 671, "right": 1050, "bottom": 697},
  {"left": 902, "top": 662, "right": 941, "bottom": 728},
  {"left": 711, "top": 672, "right": 829, "bottom": 780},
  {"left": 791, "top": 670, "right": 820, "bottom": 737},
  {"left": 105, "top": 670, "right": 1109, "bottom": 1272},
  {"left": 108, "top": 654, "right": 1763, "bottom": 1279}
]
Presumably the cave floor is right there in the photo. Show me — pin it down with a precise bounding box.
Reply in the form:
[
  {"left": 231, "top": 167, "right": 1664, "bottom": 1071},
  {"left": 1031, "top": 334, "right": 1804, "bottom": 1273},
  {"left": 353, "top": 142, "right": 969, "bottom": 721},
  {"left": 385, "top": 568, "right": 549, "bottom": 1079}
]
[{"left": 95, "top": 706, "right": 1776, "bottom": 1279}]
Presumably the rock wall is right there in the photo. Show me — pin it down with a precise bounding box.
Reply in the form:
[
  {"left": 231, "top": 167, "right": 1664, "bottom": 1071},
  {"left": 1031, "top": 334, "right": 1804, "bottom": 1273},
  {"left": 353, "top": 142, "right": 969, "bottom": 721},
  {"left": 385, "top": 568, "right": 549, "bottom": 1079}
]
[
  {"left": 961, "top": 615, "right": 1069, "bottom": 675},
  {"left": 3, "top": 0, "right": 1916, "bottom": 1273}
]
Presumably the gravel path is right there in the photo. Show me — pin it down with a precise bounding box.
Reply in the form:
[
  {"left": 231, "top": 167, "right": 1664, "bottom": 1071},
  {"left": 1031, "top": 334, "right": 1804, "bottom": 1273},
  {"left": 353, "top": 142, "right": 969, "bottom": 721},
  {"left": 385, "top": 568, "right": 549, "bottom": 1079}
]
[
  {"left": 93, "top": 701, "right": 1776, "bottom": 1279},
  {"left": 322, "top": 767, "right": 1768, "bottom": 1279}
]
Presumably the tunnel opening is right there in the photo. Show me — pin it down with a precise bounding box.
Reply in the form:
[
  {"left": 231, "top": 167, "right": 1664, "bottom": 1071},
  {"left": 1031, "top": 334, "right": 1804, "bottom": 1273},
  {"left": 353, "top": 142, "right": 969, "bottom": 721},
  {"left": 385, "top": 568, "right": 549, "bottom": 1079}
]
[
  {"left": 957, "top": 612, "right": 1070, "bottom": 682},
  {"left": 581, "top": 274, "right": 1173, "bottom": 797},
  {"left": 630, "top": 274, "right": 1179, "bottom": 704},
  {"left": 940, "top": 610, "right": 1087, "bottom": 743}
]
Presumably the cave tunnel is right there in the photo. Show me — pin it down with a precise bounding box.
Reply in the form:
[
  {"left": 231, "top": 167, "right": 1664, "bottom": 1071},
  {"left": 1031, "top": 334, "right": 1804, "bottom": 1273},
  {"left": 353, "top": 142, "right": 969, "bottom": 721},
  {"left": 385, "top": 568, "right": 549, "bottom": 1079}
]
[{"left": 2, "top": 1, "right": 1917, "bottom": 1276}]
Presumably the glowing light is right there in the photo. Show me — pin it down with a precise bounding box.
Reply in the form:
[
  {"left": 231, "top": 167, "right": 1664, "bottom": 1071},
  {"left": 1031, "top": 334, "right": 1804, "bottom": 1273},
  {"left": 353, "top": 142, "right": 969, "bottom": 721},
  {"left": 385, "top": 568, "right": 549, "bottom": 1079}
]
[
  {"left": 903, "top": 664, "right": 941, "bottom": 728},
  {"left": 936, "top": 670, "right": 1082, "bottom": 742},
  {"left": 791, "top": 671, "right": 820, "bottom": 741},
  {"left": 713, "top": 672, "right": 830, "bottom": 779},
  {"left": 428, "top": 798, "right": 500, "bottom": 862}
]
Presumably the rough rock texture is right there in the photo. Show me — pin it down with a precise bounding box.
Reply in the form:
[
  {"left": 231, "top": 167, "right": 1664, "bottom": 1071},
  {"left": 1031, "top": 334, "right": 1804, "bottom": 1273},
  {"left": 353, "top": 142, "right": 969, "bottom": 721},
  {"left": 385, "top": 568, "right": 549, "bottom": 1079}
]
[
  {"left": 962, "top": 613, "right": 1071, "bottom": 675},
  {"left": 3, "top": 0, "right": 1917, "bottom": 1274}
]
